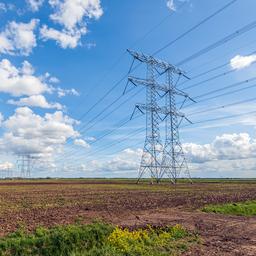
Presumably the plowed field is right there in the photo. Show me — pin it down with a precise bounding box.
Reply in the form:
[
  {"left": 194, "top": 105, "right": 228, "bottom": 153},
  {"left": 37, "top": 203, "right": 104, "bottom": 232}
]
[{"left": 0, "top": 179, "right": 255, "bottom": 255}]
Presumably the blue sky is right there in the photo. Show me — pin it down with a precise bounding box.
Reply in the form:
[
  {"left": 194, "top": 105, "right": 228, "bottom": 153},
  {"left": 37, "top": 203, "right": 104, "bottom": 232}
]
[{"left": 0, "top": 0, "right": 256, "bottom": 178}]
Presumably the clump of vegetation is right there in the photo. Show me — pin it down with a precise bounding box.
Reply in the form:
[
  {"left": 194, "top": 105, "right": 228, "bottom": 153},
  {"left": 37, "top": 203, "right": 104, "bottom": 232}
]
[
  {"left": 105, "top": 224, "right": 194, "bottom": 256},
  {"left": 202, "top": 200, "right": 256, "bottom": 216},
  {"left": 0, "top": 222, "right": 198, "bottom": 256}
]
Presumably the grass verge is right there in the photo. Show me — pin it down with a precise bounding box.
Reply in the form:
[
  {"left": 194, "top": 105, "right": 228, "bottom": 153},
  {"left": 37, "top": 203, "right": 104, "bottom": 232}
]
[
  {"left": 0, "top": 222, "right": 198, "bottom": 256},
  {"left": 202, "top": 200, "right": 256, "bottom": 216}
]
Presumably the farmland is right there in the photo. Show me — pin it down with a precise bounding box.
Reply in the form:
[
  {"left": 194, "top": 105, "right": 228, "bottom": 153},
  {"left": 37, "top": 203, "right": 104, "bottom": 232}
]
[{"left": 0, "top": 179, "right": 255, "bottom": 255}]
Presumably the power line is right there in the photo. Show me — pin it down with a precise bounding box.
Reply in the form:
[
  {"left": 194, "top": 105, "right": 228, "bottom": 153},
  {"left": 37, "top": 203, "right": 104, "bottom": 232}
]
[
  {"left": 190, "top": 83, "right": 256, "bottom": 107},
  {"left": 77, "top": 87, "right": 143, "bottom": 135},
  {"left": 67, "top": 78, "right": 256, "bottom": 162},
  {"left": 57, "top": 126, "right": 145, "bottom": 164},
  {"left": 56, "top": 114, "right": 143, "bottom": 161},
  {"left": 183, "top": 109, "right": 256, "bottom": 127},
  {"left": 62, "top": 106, "right": 256, "bottom": 171},
  {"left": 177, "top": 19, "right": 256, "bottom": 66},
  {"left": 74, "top": 0, "right": 243, "bottom": 135},
  {"left": 180, "top": 46, "right": 256, "bottom": 85},
  {"left": 62, "top": 139, "right": 144, "bottom": 171},
  {"left": 59, "top": 94, "right": 256, "bottom": 167},
  {"left": 187, "top": 96, "right": 256, "bottom": 116},
  {"left": 73, "top": 1, "right": 189, "bottom": 123},
  {"left": 56, "top": 88, "right": 143, "bottom": 160},
  {"left": 73, "top": 0, "right": 237, "bottom": 128},
  {"left": 181, "top": 58, "right": 256, "bottom": 91},
  {"left": 194, "top": 76, "right": 256, "bottom": 100},
  {"left": 60, "top": 68, "right": 255, "bottom": 162},
  {"left": 179, "top": 49, "right": 256, "bottom": 89},
  {"left": 153, "top": 0, "right": 238, "bottom": 56},
  {"left": 69, "top": 127, "right": 145, "bottom": 162},
  {"left": 58, "top": 1, "right": 240, "bottom": 166},
  {"left": 175, "top": 76, "right": 256, "bottom": 108}
]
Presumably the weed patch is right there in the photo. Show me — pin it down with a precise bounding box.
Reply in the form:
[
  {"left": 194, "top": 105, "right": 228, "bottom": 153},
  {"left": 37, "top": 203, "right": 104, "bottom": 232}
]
[
  {"left": 202, "top": 201, "right": 256, "bottom": 216},
  {"left": 0, "top": 222, "right": 198, "bottom": 256}
]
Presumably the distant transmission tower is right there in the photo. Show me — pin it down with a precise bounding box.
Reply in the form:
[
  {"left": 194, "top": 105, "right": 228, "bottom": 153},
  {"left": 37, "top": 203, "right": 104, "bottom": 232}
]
[
  {"left": 17, "top": 154, "right": 34, "bottom": 178},
  {"left": 127, "top": 50, "right": 194, "bottom": 184}
]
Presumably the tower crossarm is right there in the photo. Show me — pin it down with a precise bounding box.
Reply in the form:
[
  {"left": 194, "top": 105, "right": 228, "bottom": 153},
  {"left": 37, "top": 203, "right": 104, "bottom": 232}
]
[
  {"left": 136, "top": 103, "right": 185, "bottom": 118},
  {"left": 128, "top": 76, "right": 168, "bottom": 92},
  {"left": 127, "top": 49, "right": 184, "bottom": 75},
  {"left": 129, "top": 76, "right": 192, "bottom": 100}
]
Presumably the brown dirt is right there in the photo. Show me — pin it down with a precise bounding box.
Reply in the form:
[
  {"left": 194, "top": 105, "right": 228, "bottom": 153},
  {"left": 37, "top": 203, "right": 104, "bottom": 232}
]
[{"left": 0, "top": 180, "right": 255, "bottom": 255}]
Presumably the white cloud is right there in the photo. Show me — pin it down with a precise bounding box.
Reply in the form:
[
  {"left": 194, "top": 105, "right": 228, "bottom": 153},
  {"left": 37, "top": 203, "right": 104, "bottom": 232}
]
[
  {"left": 0, "top": 58, "right": 75, "bottom": 98},
  {"left": 0, "top": 161, "right": 14, "bottom": 170},
  {"left": 0, "top": 112, "right": 4, "bottom": 127},
  {"left": 0, "top": 34, "right": 14, "bottom": 54},
  {"left": 0, "top": 19, "right": 39, "bottom": 56},
  {"left": 49, "top": 76, "right": 59, "bottom": 83},
  {"left": 167, "top": 0, "right": 176, "bottom": 11},
  {"left": 0, "top": 59, "right": 50, "bottom": 96},
  {"left": 26, "top": 0, "right": 44, "bottom": 12},
  {"left": 230, "top": 54, "right": 256, "bottom": 70},
  {"left": 56, "top": 87, "right": 79, "bottom": 97},
  {"left": 8, "top": 94, "right": 63, "bottom": 110},
  {"left": 183, "top": 143, "right": 214, "bottom": 163},
  {"left": 49, "top": 0, "right": 103, "bottom": 30},
  {"left": 74, "top": 138, "right": 90, "bottom": 148},
  {"left": 0, "top": 3, "right": 14, "bottom": 12},
  {"left": 85, "top": 136, "right": 96, "bottom": 141},
  {"left": 40, "top": 0, "right": 103, "bottom": 49},
  {"left": 40, "top": 25, "right": 85, "bottom": 48},
  {"left": 86, "top": 42, "right": 96, "bottom": 49},
  {"left": 184, "top": 133, "right": 256, "bottom": 163},
  {"left": 0, "top": 2, "right": 6, "bottom": 12},
  {"left": 87, "top": 148, "right": 142, "bottom": 173},
  {"left": 0, "top": 107, "right": 79, "bottom": 158}
]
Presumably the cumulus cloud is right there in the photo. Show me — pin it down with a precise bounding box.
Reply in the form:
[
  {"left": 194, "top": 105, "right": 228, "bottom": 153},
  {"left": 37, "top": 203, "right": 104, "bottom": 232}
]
[
  {"left": 49, "top": 76, "right": 59, "bottom": 83},
  {"left": 56, "top": 87, "right": 79, "bottom": 97},
  {"left": 26, "top": 0, "right": 44, "bottom": 12},
  {"left": 74, "top": 138, "right": 90, "bottom": 148},
  {"left": 0, "top": 59, "right": 50, "bottom": 96},
  {"left": 0, "top": 19, "right": 38, "bottom": 56},
  {"left": 0, "top": 161, "right": 14, "bottom": 170},
  {"left": 49, "top": 0, "right": 103, "bottom": 30},
  {"left": 183, "top": 143, "right": 214, "bottom": 163},
  {"left": 0, "top": 58, "right": 76, "bottom": 99},
  {"left": 40, "top": 0, "right": 103, "bottom": 49},
  {"left": 0, "top": 107, "right": 79, "bottom": 158},
  {"left": 184, "top": 133, "right": 256, "bottom": 163},
  {"left": 167, "top": 0, "right": 176, "bottom": 11},
  {"left": 8, "top": 95, "right": 63, "bottom": 110},
  {"left": 0, "top": 3, "right": 14, "bottom": 12},
  {"left": 0, "top": 2, "right": 6, "bottom": 12},
  {"left": 40, "top": 25, "right": 85, "bottom": 48},
  {"left": 230, "top": 54, "right": 256, "bottom": 70},
  {"left": 88, "top": 148, "right": 142, "bottom": 173}
]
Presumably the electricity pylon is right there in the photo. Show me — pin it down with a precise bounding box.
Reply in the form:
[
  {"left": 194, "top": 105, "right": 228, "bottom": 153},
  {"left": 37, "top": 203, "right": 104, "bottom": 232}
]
[
  {"left": 128, "top": 50, "right": 164, "bottom": 183},
  {"left": 126, "top": 49, "right": 194, "bottom": 183},
  {"left": 17, "top": 154, "right": 35, "bottom": 178},
  {"left": 161, "top": 68, "right": 194, "bottom": 184}
]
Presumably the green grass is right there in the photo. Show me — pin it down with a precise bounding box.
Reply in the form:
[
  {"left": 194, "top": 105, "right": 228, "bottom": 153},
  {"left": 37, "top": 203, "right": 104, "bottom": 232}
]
[
  {"left": 202, "top": 200, "right": 256, "bottom": 216},
  {"left": 0, "top": 222, "right": 198, "bottom": 256}
]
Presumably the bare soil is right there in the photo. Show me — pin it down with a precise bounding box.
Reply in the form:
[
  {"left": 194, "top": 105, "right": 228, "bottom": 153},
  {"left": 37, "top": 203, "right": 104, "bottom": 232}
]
[{"left": 0, "top": 179, "right": 255, "bottom": 255}]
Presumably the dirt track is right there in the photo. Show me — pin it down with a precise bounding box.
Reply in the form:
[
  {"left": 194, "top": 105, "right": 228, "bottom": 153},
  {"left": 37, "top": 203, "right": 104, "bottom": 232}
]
[{"left": 0, "top": 180, "right": 255, "bottom": 255}]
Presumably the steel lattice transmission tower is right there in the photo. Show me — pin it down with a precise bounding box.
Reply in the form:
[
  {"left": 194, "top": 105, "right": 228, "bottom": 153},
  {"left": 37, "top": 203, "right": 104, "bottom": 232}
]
[
  {"left": 161, "top": 68, "right": 194, "bottom": 184},
  {"left": 17, "top": 154, "right": 35, "bottom": 178},
  {"left": 126, "top": 49, "right": 194, "bottom": 183}
]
